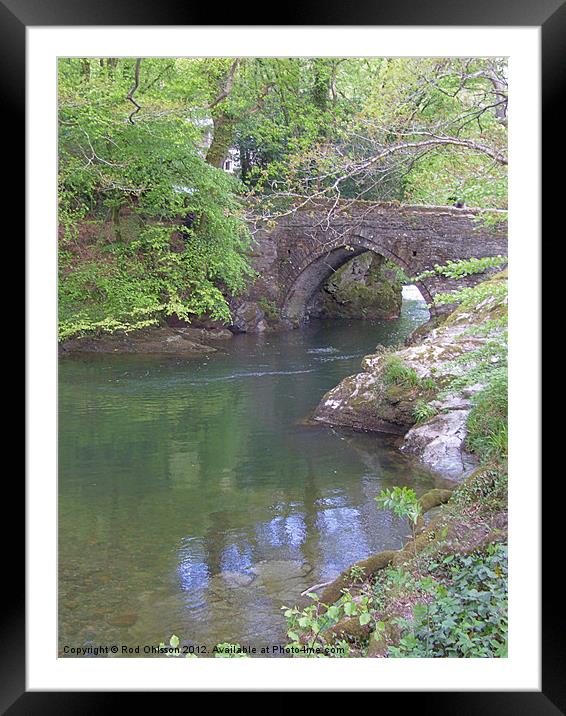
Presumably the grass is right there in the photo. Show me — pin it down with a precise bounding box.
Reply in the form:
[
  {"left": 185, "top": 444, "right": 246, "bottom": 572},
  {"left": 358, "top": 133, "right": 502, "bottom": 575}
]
[
  {"left": 381, "top": 355, "right": 421, "bottom": 387},
  {"left": 413, "top": 400, "right": 438, "bottom": 424},
  {"left": 466, "top": 370, "right": 508, "bottom": 463}
]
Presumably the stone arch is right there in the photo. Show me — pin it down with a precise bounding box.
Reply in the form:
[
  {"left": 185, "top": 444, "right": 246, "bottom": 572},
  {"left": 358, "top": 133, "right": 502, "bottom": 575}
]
[{"left": 281, "top": 237, "right": 432, "bottom": 323}]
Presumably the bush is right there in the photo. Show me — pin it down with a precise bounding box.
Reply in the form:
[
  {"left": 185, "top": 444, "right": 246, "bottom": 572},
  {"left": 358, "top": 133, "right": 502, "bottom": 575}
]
[{"left": 389, "top": 544, "right": 508, "bottom": 658}]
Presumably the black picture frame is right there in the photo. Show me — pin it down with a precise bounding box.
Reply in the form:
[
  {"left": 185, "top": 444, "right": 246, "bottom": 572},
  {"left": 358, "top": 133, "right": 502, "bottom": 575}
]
[{"left": 12, "top": 0, "right": 553, "bottom": 708}]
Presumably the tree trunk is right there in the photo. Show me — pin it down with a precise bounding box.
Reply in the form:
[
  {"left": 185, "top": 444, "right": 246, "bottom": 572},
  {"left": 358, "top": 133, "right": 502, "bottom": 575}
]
[
  {"left": 81, "top": 59, "right": 91, "bottom": 81},
  {"left": 205, "top": 113, "right": 237, "bottom": 169}
]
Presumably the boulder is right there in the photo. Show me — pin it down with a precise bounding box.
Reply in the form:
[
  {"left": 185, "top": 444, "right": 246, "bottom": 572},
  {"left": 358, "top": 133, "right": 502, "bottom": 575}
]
[
  {"left": 231, "top": 301, "right": 269, "bottom": 333},
  {"left": 402, "top": 410, "right": 478, "bottom": 479},
  {"left": 313, "top": 370, "right": 418, "bottom": 435}
]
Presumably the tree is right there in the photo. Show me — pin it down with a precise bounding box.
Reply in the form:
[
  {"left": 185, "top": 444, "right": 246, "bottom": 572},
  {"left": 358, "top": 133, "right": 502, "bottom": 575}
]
[
  {"left": 58, "top": 58, "right": 252, "bottom": 339},
  {"left": 249, "top": 58, "right": 507, "bottom": 232}
]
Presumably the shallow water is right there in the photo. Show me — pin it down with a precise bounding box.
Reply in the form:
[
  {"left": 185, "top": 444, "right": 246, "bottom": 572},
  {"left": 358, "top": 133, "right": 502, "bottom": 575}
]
[{"left": 59, "top": 292, "right": 440, "bottom": 656}]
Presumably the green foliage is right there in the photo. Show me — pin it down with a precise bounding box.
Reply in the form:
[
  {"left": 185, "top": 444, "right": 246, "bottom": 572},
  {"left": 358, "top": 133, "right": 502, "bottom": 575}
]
[
  {"left": 420, "top": 376, "right": 437, "bottom": 391},
  {"left": 349, "top": 565, "right": 367, "bottom": 584},
  {"left": 403, "top": 150, "right": 507, "bottom": 209},
  {"left": 417, "top": 259, "right": 508, "bottom": 401},
  {"left": 58, "top": 58, "right": 253, "bottom": 340},
  {"left": 452, "top": 466, "right": 508, "bottom": 509},
  {"left": 259, "top": 57, "right": 507, "bottom": 207},
  {"left": 285, "top": 540, "right": 507, "bottom": 658},
  {"left": 257, "top": 297, "right": 280, "bottom": 321},
  {"left": 283, "top": 590, "right": 369, "bottom": 657},
  {"left": 58, "top": 222, "right": 252, "bottom": 340},
  {"left": 375, "top": 486, "right": 421, "bottom": 525},
  {"left": 384, "top": 260, "right": 411, "bottom": 284},
  {"left": 58, "top": 58, "right": 507, "bottom": 340},
  {"left": 473, "top": 210, "right": 508, "bottom": 229},
  {"left": 466, "top": 371, "right": 508, "bottom": 463},
  {"left": 414, "top": 255, "right": 507, "bottom": 283},
  {"left": 432, "top": 278, "right": 508, "bottom": 309},
  {"left": 388, "top": 545, "right": 508, "bottom": 658},
  {"left": 380, "top": 357, "right": 437, "bottom": 399},
  {"left": 375, "top": 486, "right": 425, "bottom": 610}
]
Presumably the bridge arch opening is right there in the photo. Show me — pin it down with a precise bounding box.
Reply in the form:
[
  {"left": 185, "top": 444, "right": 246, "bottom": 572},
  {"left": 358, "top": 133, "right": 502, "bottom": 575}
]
[{"left": 282, "top": 241, "right": 430, "bottom": 324}]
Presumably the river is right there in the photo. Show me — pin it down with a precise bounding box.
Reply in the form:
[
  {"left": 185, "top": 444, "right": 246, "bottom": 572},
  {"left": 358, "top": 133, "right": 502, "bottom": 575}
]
[{"left": 58, "top": 288, "right": 442, "bottom": 656}]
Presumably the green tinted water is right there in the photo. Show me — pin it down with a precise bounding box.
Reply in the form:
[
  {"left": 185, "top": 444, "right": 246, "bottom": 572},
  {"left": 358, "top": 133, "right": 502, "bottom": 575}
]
[{"left": 59, "top": 294, "right": 441, "bottom": 656}]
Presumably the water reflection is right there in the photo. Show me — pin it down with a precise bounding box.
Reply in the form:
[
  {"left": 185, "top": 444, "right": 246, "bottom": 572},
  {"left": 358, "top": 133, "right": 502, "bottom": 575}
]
[{"left": 59, "top": 297, "right": 437, "bottom": 655}]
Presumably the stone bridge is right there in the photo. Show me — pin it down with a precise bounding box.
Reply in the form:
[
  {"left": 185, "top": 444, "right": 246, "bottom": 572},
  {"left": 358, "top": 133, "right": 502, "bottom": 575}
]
[{"left": 235, "top": 201, "right": 507, "bottom": 329}]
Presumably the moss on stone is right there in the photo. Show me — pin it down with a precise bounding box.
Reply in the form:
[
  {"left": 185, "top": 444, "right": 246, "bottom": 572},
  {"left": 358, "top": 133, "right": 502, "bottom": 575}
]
[
  {"left": 366, "top": 619, "right": 401, "bottom": 657},
  {"left": 312, "top": 253, "right": 403, "bottom": 320},
  {"left": 419, "top": 488, "right": 454, "bottom": 513},
  {"left": 320, "top": 550, "right": 396, "bottom": 607},
  {"left": 323, "top": 616, "right": 373, "bottom": 644},
  {"left": 415, "top": 488, "right": 454, "bottom": 531}
]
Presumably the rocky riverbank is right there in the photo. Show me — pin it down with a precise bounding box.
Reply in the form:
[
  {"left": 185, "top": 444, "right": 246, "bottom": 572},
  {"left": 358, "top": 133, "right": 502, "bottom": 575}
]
[
  {"left": 59, "top": 324, "right": 234, "bottom": 356},
  {"left": 280, "top": 270, "right": 509, "bottom": 658},
  {"left": 312, "top": 272, "right": 507, "bottom": 480}
]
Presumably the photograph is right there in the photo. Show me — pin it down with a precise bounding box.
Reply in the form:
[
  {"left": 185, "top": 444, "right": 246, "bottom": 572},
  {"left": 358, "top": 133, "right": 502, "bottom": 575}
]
[{"left": 57, "top": 55, "right": 510, "bottom": 660}]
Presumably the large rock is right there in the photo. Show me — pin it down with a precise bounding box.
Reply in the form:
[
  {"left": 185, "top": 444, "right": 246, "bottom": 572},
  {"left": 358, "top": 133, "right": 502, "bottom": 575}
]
[
  {"left": 231, "top": 301, "right": 269, "bottom": 333},
  {"left": 309, "top": 253, "right": 402, "bottom": 320},
  {"left": 313, "top": 368, "right": 419, "bottom": 434},
  {"left": 401, "top": 409, "right": 477, "bottom": 478}
]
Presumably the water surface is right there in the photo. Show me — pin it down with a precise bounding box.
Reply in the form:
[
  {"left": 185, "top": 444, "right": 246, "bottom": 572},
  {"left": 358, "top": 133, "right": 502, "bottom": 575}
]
[{"left": 59, "top": 291, "right": 440, "bottom": 655}]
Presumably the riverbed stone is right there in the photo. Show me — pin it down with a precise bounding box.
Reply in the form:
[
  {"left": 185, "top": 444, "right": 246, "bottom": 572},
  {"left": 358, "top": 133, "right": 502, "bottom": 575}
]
[
  {"left": 216, "top": 571, "right": 255, "bottom": 588},
  {"left": 106, "top": 612, "right": 138, "bottom": 627}
]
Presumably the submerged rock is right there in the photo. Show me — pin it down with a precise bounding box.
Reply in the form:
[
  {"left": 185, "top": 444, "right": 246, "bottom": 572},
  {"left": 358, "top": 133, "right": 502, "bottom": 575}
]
[
  {"left": 208, "top": 571, "right": 256, "bottom": 593},
  {"left": 106, "top": 612, "right": 138, "bottom": 627}
]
